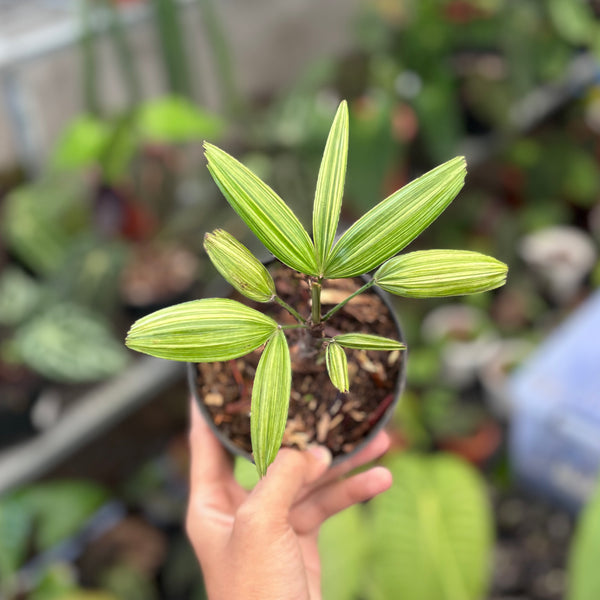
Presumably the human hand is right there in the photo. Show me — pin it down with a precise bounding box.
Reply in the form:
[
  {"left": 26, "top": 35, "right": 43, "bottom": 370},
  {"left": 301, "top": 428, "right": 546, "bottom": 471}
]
[{"left": 186, "top": 399, "right": 393, "bottom": 600}]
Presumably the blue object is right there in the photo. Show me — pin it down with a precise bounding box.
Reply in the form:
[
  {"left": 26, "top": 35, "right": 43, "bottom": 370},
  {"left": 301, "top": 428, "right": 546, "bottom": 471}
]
[{"left": 509, "top": 290, "right": 600, "bottom": 512}]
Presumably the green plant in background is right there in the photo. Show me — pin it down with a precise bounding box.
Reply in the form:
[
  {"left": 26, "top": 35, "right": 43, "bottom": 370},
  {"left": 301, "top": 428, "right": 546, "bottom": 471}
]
[
  {"left": 318, "top": 451, "right": 495, "bottom": 600},
  {"left": 352, "top": 452, "right": 492, "bottom": 600},
  {"left": 567, "top": 475, "right": 600, "bottom": 600},
  {"left": 63, "top": 0, "right": 230, "bottom": 250},
  {"left": 318, "top": 504, "right": 365, "bottom": 600},
  {"left": 0, "top": 2, "right": 231, "bottom": 386},
  {"left": 151, "top": 0, "right": 194, "bottom": 99},
  {"left": 0, "top": 278, "right": 130, "bottom": 384},
  {"left": 0, "top": 177, "right": 130, "bottom": 383},
  {"left": 50, "top": 96, "right": 225, "bottom": 183},
  {"left": 0, "top": 481, "right": 109, "bottom": 599},
  {"left": 126, "top": 100, "right": 507, "bottom": 476},
  {"left": 367, "top": 453, "right": 493, "bottom": 600}
]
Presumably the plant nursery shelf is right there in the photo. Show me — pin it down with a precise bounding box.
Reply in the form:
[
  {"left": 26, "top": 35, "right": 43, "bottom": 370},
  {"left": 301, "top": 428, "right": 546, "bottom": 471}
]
[{"left": 0, "top": 356, "right": 184, "bottom": 495}]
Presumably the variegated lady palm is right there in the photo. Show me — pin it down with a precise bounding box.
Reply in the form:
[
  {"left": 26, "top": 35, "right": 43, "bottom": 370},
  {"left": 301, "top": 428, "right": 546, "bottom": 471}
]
[{"left": 126, "top": 100, "right": 508, "bottom": 476}]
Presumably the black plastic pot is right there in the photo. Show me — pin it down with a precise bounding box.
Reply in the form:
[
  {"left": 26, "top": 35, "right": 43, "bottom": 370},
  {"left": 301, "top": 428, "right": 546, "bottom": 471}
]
[{"left": 188, "top": 269, "right": 406, "bottom": 468}]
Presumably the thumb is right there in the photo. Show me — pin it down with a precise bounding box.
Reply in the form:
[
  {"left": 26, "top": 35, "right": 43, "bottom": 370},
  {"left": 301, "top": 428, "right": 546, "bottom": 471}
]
[{"left": 247, "top": 446, "right": 332, "bottom": 517}]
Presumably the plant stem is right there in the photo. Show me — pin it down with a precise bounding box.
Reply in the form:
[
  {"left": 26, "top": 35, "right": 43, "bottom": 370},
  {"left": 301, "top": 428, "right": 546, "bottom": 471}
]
[
  {"left": 103, "top": 0, "right": 142, "bottom": 108},
  {"left": 80, "top": 0, "right": 101, "bottom": 116},
  {"left": 311, "top": 280, "right": 322, "bottom": 324},
  {"left": 195, "top": 0, "right": 244, "bottom": 119},
  {"left": 274, "top": 296, "right": 306, "bottom": 324},
  {"left": 322, "top": 279, "right": 376, "bottom": 321},
  {"left": 151, "top": 0, "right": 193, "bottom": 98}
]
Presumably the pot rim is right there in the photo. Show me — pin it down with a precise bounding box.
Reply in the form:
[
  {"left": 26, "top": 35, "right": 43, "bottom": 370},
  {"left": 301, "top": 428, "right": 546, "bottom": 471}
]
[{"left": 188, "top": 268, "right": 407, "bottom": 468}]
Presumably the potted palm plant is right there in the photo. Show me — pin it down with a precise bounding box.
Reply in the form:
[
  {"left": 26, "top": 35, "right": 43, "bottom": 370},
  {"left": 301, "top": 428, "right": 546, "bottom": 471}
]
[{"left": 126, "top": 100, "right": 508, "bottom": 476}]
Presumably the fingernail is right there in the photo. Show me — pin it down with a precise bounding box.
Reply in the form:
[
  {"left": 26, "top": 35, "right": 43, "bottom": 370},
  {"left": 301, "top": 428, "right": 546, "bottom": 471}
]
[{"left": 308, "top": 445, "right": 332, "bottom": 466}]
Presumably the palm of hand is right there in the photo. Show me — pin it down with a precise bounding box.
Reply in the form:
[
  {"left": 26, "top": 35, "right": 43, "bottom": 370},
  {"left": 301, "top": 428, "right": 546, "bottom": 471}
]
[{"left": 186, "top": 402, "right": 392, "bottom": 600}]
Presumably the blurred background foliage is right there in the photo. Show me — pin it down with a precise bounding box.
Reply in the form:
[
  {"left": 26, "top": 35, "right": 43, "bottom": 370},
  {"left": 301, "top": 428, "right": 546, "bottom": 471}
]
[{"left": 1, "top": 0, "right": 600, "bottom": 598}]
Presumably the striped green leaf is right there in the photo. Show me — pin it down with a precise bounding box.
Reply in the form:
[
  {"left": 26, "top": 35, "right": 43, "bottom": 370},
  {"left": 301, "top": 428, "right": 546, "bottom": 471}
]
[
  {"left": 251, "top": 329, "right": 291, "bottom": 477},
  {"left": 204, "top": 143, "right": 318, "bottom": 275},
  {"left": 204, "top": 229, "right": 275, "bottom": 302},
  {"left": 374, "top": 250, "right": 508, "bottom": 298},
  {"left": 334, "top": 333, "right": 405, "bottom": 352},
  {"left": 313, "top": 100, "right": 349, "bottom": 273},
  {"left": 324, "top": 156, "right": 467, "bottom": 278},
  {"left": 326, "top": 342, "right": 349, "bottom": 393},
  {"left": 125, "top": 298, "right": 277, "bottom": 362}
]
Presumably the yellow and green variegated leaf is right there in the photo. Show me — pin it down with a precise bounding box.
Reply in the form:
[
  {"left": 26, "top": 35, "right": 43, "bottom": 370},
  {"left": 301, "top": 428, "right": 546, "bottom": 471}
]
[
  {"left": 313, "top": 101, "right": 349, "bottom": 273},
  {"left": 324, "top": 156, "right": 467, "bottom": 278},
  {"left": 374, "top": 250, "right": 508, "bottom": 298},
  {"left": 326, "top": 342, "right": 349, "bottom": 393},
  {"left": 204, "top": 229, "right": 276, "bottom": 302},
  {"left": 125, "top": 298, "right": 277, "bottom": 362},
  {"left": 334, "top": 333, "right": 405, "bottom": 352},
  {"left": 204, "top": 143, "right": 318, "bottom": 275},
  {"left": 251, "top": 329, "right": 291, "bottom": 477}
]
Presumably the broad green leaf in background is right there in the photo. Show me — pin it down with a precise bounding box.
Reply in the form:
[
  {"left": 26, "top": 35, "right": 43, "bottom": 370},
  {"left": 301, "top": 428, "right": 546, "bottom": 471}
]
[
  {"left": 548, "top": 0, "right": 595, "bottom": 46},
  {"left": 204, "top": 143, "right": 318, "bottom": 275},
  {"left": 567, "top": 476, "right": 600, "bottom": 600},
  {"left": 334, "top": 333, "right": 405, "bottom": 352},
  {"left": 251, "top": 329, "right": 291, "bottom": 477},
  {"left": 52, "top": 237, "right": 130, "bottom": 313},
  {"left": 326, "top": 342, "right": 349, "bottom": 393},
  {"left": 324, "top": 156, "right": 467, "bottom": 278},
  {"left": 14, "top": 481, "right": 108, "bottom": 551},
  {"left": 57, "top": 593, "right": 118, "bottom": 600},
  {"left": 368, "top": 453, "right": 493, "bottom": 600},
  {"left": 30, "top": 563, "right": 78, "bottom": 600},
  {"left": 374, "top": 250, "right": 508, "bottom": 298},
  {"left": 204, "top": 229, "right": 275, "bottom": 302},
  {"left": 313, "top": 100, "right": 349, "bottom": 273},
  {"left": 0, "top": 496, "right": 31, "bottom": 582},
  {"left": 1, "top": 177, "right": 90, "bottom": 276},
  {"left": 320, "top": 503, "right": 368, "bottom": 600},
  {"left": 16, "top": 304, "right": 129, "bottom": 383},
  {"left": 50, "top": 115, "right": 111, "bottom": 170},
  {"left": 126, "top": 298, "right": 277, "bottom": 362},
  {"left": 234, "top": 456, "right": 260, "bottom": 491},
  {"left": 138, "top": 96, "right": 225, "bottom": 143},
  {"left": 0, "top": 266, "right": 42, "bottom": 326}
]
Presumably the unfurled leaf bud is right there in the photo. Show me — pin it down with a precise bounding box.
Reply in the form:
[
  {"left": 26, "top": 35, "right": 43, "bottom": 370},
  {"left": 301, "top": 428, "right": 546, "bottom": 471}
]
[
  {"left": 326, "top": 341, "right": 349, "bottom": 393},
  {"left": 334, "top": 333, "right": 406, "bottom": 352},
  {"left": 374, "top": 250, "right": 508, "bottom": 298},
  {"left": 204, "top": 229, "right": 276, "bottom": 302}
]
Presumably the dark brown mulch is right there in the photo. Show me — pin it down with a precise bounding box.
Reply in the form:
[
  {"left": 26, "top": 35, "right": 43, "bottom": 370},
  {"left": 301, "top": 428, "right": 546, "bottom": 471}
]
[
  {"left": 193, "top": 263, "right": 405, "bottom": 459},
  {"left": 490, "top": 490, "right": 574, "bottom": 600}
]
